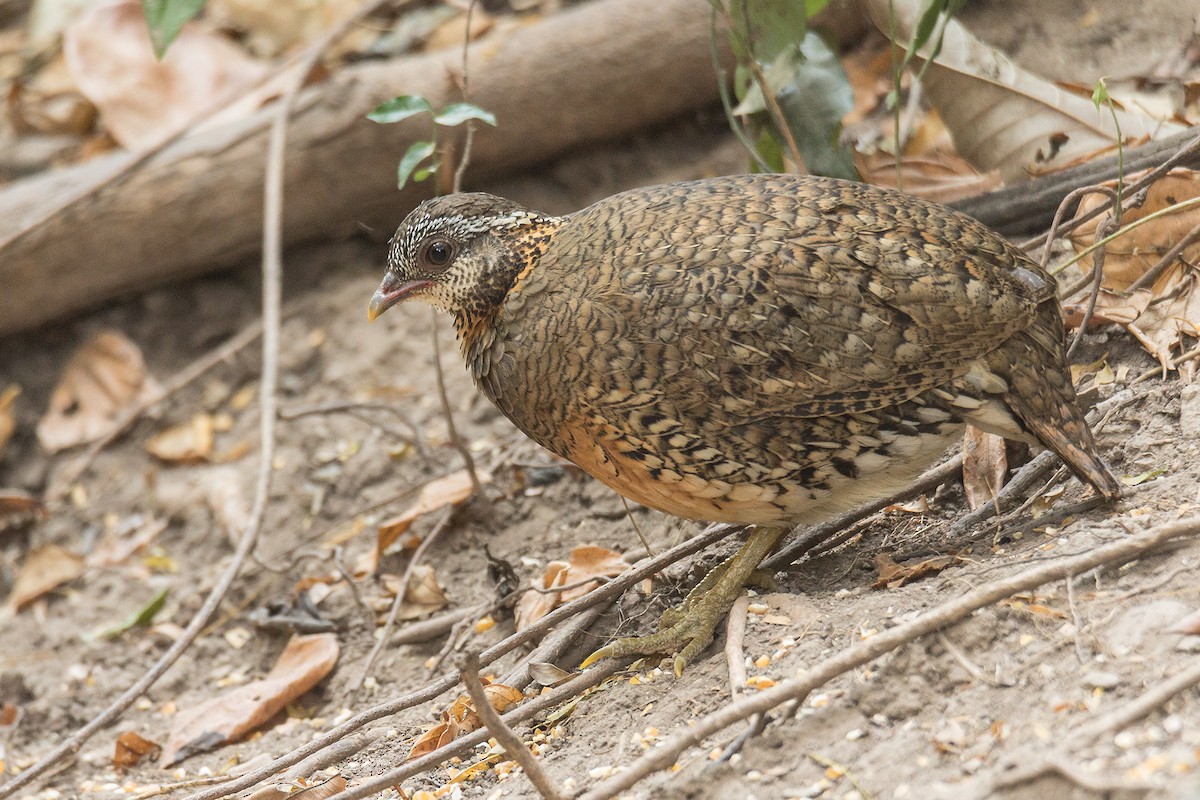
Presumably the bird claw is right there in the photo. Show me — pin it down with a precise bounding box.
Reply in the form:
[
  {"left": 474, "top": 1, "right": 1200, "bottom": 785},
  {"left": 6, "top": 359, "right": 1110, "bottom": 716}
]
[
  {"left": 580, "top": 577, "right": 746, "bottom": 676},
  {"left": 580, "top": 526, "right": 787, "bottom": 676}
]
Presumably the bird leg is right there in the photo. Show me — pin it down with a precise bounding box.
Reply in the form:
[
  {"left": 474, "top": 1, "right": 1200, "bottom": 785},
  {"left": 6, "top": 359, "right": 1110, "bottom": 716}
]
[{"left": 581, "top": 525, "right": 788, "bottom": 676}]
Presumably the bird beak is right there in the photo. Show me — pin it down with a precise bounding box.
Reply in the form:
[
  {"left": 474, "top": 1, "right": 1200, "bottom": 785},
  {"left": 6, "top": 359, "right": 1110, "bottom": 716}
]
[{"left": 367, "top": 274, "right": 433, "bottom": 321}]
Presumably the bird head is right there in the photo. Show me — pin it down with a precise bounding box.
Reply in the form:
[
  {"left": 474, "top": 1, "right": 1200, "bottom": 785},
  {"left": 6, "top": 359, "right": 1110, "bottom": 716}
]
[{"left": 369, "top": 193, "right": 559, "bottom": 328}]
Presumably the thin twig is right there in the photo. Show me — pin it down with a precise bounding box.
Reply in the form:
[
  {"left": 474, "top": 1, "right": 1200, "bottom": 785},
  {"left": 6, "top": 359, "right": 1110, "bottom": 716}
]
[
  {"left": 354, "top": 506, "right": 456, "bottom": 690},
  {"left": 716, "top": 594, "right": 766, "bottom": 761},
  {"left": 184, "top": 524, "right": 736, "bottom": 800},
  {"left": 576, "top": 516, "right": 1200, "bottom": 800},
  {"left": 994, "top": 656, "right": 1200, "bottom": 793},
  {"left": 0, "top": 35, "right": 298, "bottom": 799},
  {"left": 1038, "top": 187, "right": 1118, "bottom": 269},
  {"left": 430, "top": 310, "right": 486, "bottom": 498},
  {"left": 459, "top": 652, "right": 565, "bottom": 800},
  {"left": 1021, "top": 130, "right": 1200, "bottom": 253},
  {"left": 451, "top": 0, "right": 478, "bottom": 195},
  {"left": 1066, "top": 215, "right": 1115, "bottom": 360},
  {"left": 1072, "top": 657, "right": 1200, "bottom": 744},
  {"left": 1126, "top": 218, "right": 1200, "bottom": 292},
  {"left": 57, "top": 319, "right": 264, "bottom": 489},
  {"left": 331, "top": 658, "right": 627, "bottom": 800}
]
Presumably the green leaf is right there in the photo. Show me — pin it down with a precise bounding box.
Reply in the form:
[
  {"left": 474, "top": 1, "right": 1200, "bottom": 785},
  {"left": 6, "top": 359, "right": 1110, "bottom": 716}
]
[
  {"left": 804, "top": 0, "right": 831, "bottom": 15},
  {"left": 728, "top": 0, "right": 809, "bottom": 66},
  {"left": 751, "top": 128, "right": 786, "bottom": 174},
  {"left": 1092, "top": 78, "right": 1111, "bottom": 110},
  {"left": 368, "top": 95, "right": 434, "bottom": 125},
  {"left": 397, "top": 140, "right": 436, "bottom": 189},
  {"left": 84, "top": 587, "right": 169, "bottom": 641},
  {"left": 774, "top": 31, "right": 857, "bottom": 180},
  {"left": 433, "top": 102, "right": 497, "bottom": 127},
  {"left": 141, "top": 0, "right": 205, "bottom": 58}
]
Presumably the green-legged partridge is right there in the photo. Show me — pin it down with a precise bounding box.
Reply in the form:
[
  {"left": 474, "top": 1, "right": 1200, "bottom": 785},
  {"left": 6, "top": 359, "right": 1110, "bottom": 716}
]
[{"left": 368, "top": 174, "right": 1120, "bottom": 674}]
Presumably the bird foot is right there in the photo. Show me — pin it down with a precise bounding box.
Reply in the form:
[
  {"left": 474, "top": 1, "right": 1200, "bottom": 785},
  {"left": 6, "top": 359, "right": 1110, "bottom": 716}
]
[{"left": 580, "top": 526, "right": 787, "bottom": 676}]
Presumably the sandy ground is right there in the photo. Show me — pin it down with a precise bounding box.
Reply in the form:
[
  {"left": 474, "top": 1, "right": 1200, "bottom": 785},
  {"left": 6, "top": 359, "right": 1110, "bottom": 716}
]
[{"left": 3, "top": 2, "right": 1200, "bottom": 799}]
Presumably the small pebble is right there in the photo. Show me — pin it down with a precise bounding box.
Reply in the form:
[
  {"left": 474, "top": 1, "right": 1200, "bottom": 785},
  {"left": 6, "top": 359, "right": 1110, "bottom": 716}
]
[
  {"left": 845, "top": 728, "right": 866, "bottom": 740},
  {"left": 1114, "top": 730, "right": 1137, "bottom": 749},
  {"left": 1081, "top": 670, "right": 1120, "bottom": 690}
]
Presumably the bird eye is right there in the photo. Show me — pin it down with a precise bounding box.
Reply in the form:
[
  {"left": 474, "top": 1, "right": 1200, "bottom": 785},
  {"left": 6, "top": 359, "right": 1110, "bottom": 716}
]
[{"left": 420, "top": 238, "right": 454, "bottom": 270}]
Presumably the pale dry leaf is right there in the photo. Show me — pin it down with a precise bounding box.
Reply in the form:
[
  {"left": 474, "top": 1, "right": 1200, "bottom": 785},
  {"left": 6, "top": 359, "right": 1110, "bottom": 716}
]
[
  {"left": 1068, "top": 169, "right": 1200, "bottom": 366},
  {"left": 513, "top": 559, "right": 568, "bottom": 632},
  {"left": 63, "top": 0, "right": 268, "bottom": 149},
  {"left": 379, "top": 564, "right": 448, "bottom": 620},
  {"left": 37, "top": 329, "right": 159, "bottom": 453},
  {"left": 162, "top": 633, "right": 339, "bottom": 765},
  {"left": 1062, "top": 288, "right": 1152, "bottom": 330},
  {"left": 203, "top": 465, "right": 252, "bottom": 537},
  {"left": 861, "top": 0, "right": 1184, "bottom": 182},
  {"left": 514, "top": 545, "right": 627, "bottom": 630},
  {"left": 0, "top": 384, "right": 19, "bottom": 456},
  {"left": 7, "top": 543, "right": 85, "bottom": 611},
  {"left": 1071, "top": 168, "right": 1200, "bottom": 291},
  {"left": 961, "top": 425, "right": 1007, "bottom": 511},
  {"left": 372, "top": 469, "right": 488, "bottom": 572},
  {"left": 406, "top": 680, "right": 523, "bottom": 761},
  {"left": 558, "top": 545, "right": 628, "bottom": 603},
  {"left": 288, "top": 776, "right": 348, "bottom": 800},
  {"left": 146, "top": 414, "right": 215, "bottom": 464},
  {"left": 423, "top": 6, "right": 494, "bottom": 52}
]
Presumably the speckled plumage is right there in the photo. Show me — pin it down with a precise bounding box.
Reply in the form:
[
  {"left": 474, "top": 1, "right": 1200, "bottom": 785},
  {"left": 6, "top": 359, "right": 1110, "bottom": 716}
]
[{"left": 373, "top": 174, "right": 1120, "bottom": 530}]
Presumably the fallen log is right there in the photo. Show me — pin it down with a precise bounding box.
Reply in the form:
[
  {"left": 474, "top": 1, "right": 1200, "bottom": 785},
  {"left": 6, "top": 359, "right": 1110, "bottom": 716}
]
[{"left": 0, "top": 0, "right": 745, "bottom": 337}]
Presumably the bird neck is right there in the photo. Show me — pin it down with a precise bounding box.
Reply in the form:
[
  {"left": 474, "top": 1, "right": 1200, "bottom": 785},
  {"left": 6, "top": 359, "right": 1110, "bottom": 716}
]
[{"left": 453, "top": 215, "right": 563, "bottom": 385}]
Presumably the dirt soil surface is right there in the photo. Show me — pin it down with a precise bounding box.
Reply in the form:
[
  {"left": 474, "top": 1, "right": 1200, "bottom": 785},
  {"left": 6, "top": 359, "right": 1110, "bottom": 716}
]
[{"left": 3, "top": 3, "right": 1200, "bottom": 800}]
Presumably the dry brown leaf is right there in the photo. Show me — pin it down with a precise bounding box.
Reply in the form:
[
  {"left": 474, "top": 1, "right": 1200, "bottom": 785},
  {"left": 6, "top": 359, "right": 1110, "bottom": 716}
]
[
  {"left": 857, "top": 150, "right": 1003, "bottom": 204},
  {"left": 1068, "top": 168, "right": 1200, "bottom": 367},
  {"left": 861, "top": 0, "right": 1184, "bottom": 182},
  {"left": 379, "top": 564, "right": 448, "bottom": 620},
  {"left": 407, "top": 679, "right": 523, "bottom": 761},
  {"left": 288, "top": 776, "right": 348, "bottom": 800},
  {"left": 5, "top": 53, "right": 96, "bottom": 137},
  {"left": 961, "top": 425, "right": 1007, "bottom": 511},
  {"left": 513, "top": 559, "right": 568, "bottom": 632},
  {"left": 885, "top": 495, "right": 930, "bottom": 514},
  {"left": 514, "top": 545, "right": 626, "bottom": 631},
  {"left": 161, "top": 633, "right": 338, "bottom": 765},
  {"left": 0, "top": 384, "right": 19, "bottom": 456},
  {"left": 370, "top": 469, "right": 487, "bottom": 572},
  {"left": 36, "top": 330, "right": 159, "bottom": 453},
  {"left": 873, "top": 552, "right": 955, "bottom": 589},
  {"left": 7, "top": 544, "right": 84, "bottom": 610},
  {"left": 63, "top": 1, "right": 268, "bottom": 149},
  {"left": 1062, "top": 287, "right": 1152, "bottom": 330},
  {"left": 1072, "top": 169, "right": 1200, "bottom": 291},
  {"left": 113, "top": 730, "right": 161, "bottom": 769},
  {"left": 146, "top": 414, "right": 215, "bottom": 464}
]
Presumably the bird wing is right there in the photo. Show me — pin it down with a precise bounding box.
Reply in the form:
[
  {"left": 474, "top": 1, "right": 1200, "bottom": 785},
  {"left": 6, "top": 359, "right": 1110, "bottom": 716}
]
[{"left": 553, "top": 175, "right": 1052, "bottom": 422}]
